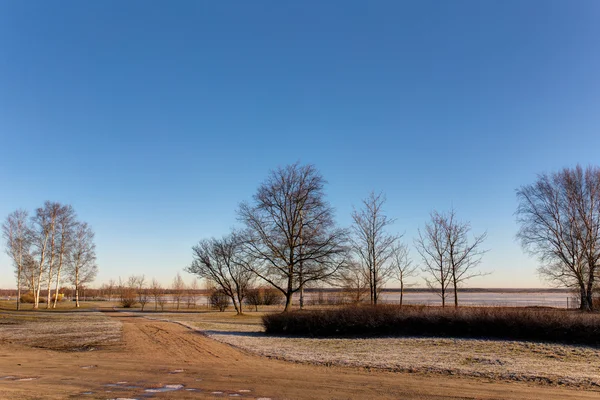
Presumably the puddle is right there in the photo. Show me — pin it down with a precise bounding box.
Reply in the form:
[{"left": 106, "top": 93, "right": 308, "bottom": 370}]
[
  {"left": 81, "top": 392, "right": 94, "bottom": 395},
  {"left": 211, "top": 391, "right": 224, "bottom": 395},
  {"left": 238, "top": 389, "right": 251, "bottom": 393},
  {"left": 108, "top": 398, "right": 139, "bottom": 400},
  {"left": 185, "top": 388, "right": 201, "bottom": 392},
  {"left": 105, "top": 383, "right": 142, "bottom": 390},
  {"left": 170, "top": 369, "right": 184, "bottom": 374},
  {"left": 145, "top": 384, "right": 185, "bottom": 393},
  {"left": 229, "top": 394, "right": 241, "bottom": 397},
  {"left": 80, "top": 365, "right": 97, "bottom": 369},
  {"left": 0, "top": 376, "right": 16, "bottom": 380},
  {"left": 17, "top": 377, "right": 38, "bottom": 381}
]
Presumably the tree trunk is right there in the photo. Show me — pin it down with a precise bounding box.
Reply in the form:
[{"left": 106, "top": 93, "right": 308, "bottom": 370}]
[
  {"left": 580, "top": 285, "right": 590, "bottom": 311},
  {"left": 46, "top": 273, "right": 53, "bottom": 309},
  {"left": 232, "top": 297, "right": 240, "bottom": 314},
  {"left": 52, "top": 267, "right": 63, "bottom": 308},
  {"left": 400, "top": 280, "right": 403, "bottom": 307},
  {"left": 441, "top": 286, "right": 446, "bottom": 308},
  {"left": 34, "top": 269, "right": 43, "bottom": 309},
  {"left": 16, "top": 269, "right": 21, "bottom": 311},
  {"left": 283, "top": 292, "right": 293, "bottom": 312},
  {"left": 453, "top": 274, "right": 458, "bottom": 308},
  {"left": 75, "top": 269, "right": 80, "bottom": 308}
]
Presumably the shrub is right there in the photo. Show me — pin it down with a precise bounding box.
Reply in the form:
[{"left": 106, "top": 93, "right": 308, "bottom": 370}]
[
  {"left": 52, "top": 293, "right": 65, "bottom": 302},
  {"left": 20, "top": 292, "right": 41, "bottom": 304},
  {"left": 119, "top": 287, "right": 137, "bottom": 308},
  {"left": 245, "top": 287, "right": 284, "bottom": 311},
  {"left": 262, "top": 305, "right": 600, "bottom": 346},
  {"left": 209, "top": 289, "right": 230, "bottom": 312}
]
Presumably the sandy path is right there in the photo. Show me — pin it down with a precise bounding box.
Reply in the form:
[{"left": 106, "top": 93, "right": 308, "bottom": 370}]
[{"left": 0, "top": 312, "right": 597, "bottom": 399}]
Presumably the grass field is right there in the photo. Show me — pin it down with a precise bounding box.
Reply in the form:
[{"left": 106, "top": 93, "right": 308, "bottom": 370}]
[{"left": 147, "top": 309, "right": 600, "bottom": 389}]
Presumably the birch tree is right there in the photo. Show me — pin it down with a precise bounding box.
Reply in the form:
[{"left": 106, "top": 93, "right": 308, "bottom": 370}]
[
  {"left": 351, "top": 192, "right": 399, "bottom": 305},
  {"left": 52, "top": 205, "right": 76, "bottom": 308},
  {"left": 30, "top": 204, "right": 54, "bottom": 309},
  {"left": 42, "top": 202, "right": 63, "bottom": 308},
  {"left": 238, "top": 163, "right": 348, "bottom": 312},
  {"left": 2, "top": 210, "right": 31, "bottom": 310},
  {"left": 66, "top": 222, "right": 97, "bottom": 307}
]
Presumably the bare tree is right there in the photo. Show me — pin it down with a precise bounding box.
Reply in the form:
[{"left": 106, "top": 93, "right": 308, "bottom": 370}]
[
  {"left": 106, "top": 279, "right": 116, "bottom": 301},
  {"left": 150, "top": 278, "right": 163, "bottom": 311},
  {"left": 134, "top": 275, "right": 148, "bottom": 311},
  {"left": 52, "top": 205, "right": 76, "bottom": 308},
  {"left": 390, "top": 242, "right": 418, "bottom": 306},
  {"left": 336, "top": 260, "right": 370, "bottom": 304},
  {"left": 517, "top": 165, "right": 600, "bottom": 311},
  {"left": 416, "top": 210, "right": 487, "bottom": 307},
  {"left": 415, "top": 211, "right": 452, "bottom": 307},
  {"left": 442, "top": 209, "right": 488, "bottom": 307},
  {"left": 42, "top": 202, "right": 64, "bottom": 308},
  {"left": 238, "top": 163, "right": 348, "bottom": 312},
  {"left": 30, "top": 203, "right": 55, "bottom": 309},
  {"left": 187, "top": 232, "right": 254, "bottom": 314},
  {"left": 351, "top": 192, "right": 399, "bottom": 305},
  {"left": 2, "top": 210, "right": 31, "bottom": 310},
  {"left": 172, "top": 272, "right": 185, "bottom": 310},
  {"left": 66, "top": 222, "right": 98, "bottom": 307},
  {"left": 187, "top": 278, "right": 199, "bottom": 309}
]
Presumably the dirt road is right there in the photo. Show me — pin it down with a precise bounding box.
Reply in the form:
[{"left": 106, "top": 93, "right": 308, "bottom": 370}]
[{"left": 0, "top": 313, "right": 597, "bottom": 399}]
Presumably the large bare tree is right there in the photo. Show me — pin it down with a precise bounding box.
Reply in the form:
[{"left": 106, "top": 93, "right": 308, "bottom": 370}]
[
  {"left": 66, "top": 222, "right": 98, "bottom": 307},
  {"left": 187, "top": 231, "right": 254, "bottom": 314},
  {"left": 2, "top": 210, "right": 31, "bottom": 310},
  {"left": 351, "top": 192, "right": 399, "bottom": 305},
  {"left": 238, "top": 163, "right": 348, "bottom": 312},
  {"left": 517, "top": 165, "right": 600, "bottom": 311}
]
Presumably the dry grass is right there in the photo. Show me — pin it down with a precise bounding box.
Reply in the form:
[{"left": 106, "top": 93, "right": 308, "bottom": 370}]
[
  {"left": 0, "top": 310, "right": 122, "bottom": 351},
  {"left": 153, "top": 310, "right": 600, "bottom": 389}
]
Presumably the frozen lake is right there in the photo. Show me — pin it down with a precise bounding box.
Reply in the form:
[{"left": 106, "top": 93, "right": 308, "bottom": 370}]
[{"left": 297, "top": 290, "right": 577, "bottom": 308}]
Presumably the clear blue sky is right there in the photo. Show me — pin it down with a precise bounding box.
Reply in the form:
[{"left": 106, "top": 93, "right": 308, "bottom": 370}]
[{"left": 1, "top": 1, "right": 599, "bottom": 288}]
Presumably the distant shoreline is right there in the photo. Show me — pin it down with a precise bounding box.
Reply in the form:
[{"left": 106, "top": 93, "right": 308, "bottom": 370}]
[{"left": 306, "top": 287, "right": 574, "bottom": 294}]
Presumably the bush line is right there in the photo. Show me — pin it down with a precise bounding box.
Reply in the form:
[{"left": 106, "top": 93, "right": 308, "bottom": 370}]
[{"left": 262, "top": 305, "right": 600, "bottom": 346}]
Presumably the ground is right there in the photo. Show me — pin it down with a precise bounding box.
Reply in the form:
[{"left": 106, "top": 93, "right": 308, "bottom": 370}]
[{"left": 0, "top": 308, "right": 599, "bottom": 399}]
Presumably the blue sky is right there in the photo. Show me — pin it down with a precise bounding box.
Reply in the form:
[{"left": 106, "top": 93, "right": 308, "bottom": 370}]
[{"left": 1, "top": 1, "right": 599, "bottom": 288}]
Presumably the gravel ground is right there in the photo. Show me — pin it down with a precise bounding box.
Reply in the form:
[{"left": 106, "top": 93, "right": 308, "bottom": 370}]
[
  {"left": 0, "top": 311, "right": 122, "bottom": 351},
  {"left": 161, "top": 313, "right": 600, "bottom": 389}
]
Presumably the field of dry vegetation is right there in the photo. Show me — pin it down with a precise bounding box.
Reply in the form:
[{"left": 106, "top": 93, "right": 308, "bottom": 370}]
[
  {"left": 0, "top": 309, "right": 122, "bottom": 351},
  {"left": 2, "top": 303, "right": 600, "bottom": 398},
  {"left": 155, "top": 308, "right": 600, "bottom": 389}
]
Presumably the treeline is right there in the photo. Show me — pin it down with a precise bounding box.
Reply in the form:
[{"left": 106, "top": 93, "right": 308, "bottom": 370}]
[
  {"left": 2, "top": 201, "right": 97, "bottom": 310},
  {"left": 188, "top": 162, "right": 600, "bottom": 313},
  {"left": 187, "top": 163, "right": 488, "bottom": 314},
  {"left": 96, "top": 273, "right": 284, "bottom": 312}
]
